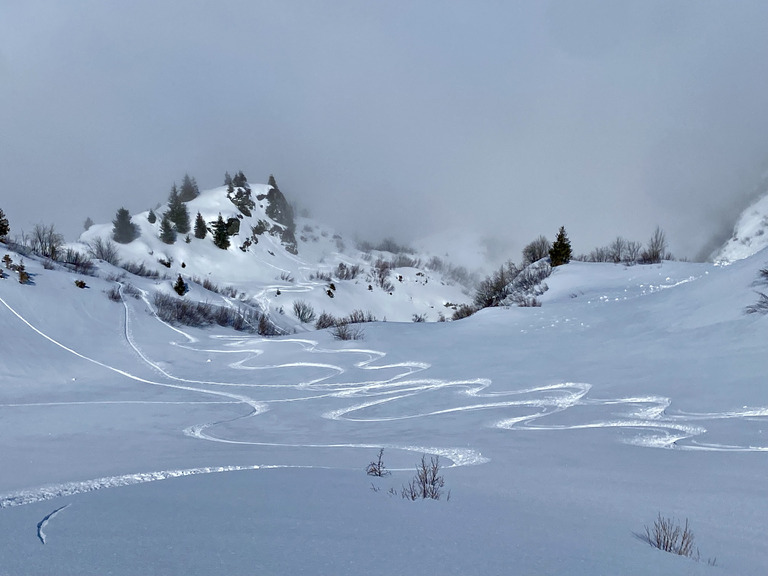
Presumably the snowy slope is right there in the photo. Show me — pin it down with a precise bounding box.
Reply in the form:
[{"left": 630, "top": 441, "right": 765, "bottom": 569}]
[
  {"left": 712, "top": 191, "right": 768, "bottom": 264},
  {"left": 77, "top": 184, "right": 473, "bottom": 328},
  {"left": 1, "top": 242, "right": 767, "bottom": 575}
]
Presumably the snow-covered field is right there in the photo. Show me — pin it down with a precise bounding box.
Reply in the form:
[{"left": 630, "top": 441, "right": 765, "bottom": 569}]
[{"left": 1, "top": 245, "right": 767, "bottom": 575}]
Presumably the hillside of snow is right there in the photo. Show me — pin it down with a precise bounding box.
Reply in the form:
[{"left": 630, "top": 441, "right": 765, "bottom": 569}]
[
  {"left": 76, "top": 181, "right": 475, "bottom": 329},
  {"left": 712, "top": 191, "right": 768, "bottom": 264},
  {"left": 1, "top": 236, "right": 767, "bottom": 575}
]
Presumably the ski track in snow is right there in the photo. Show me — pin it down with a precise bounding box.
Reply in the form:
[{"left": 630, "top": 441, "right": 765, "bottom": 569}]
[
  {"left": 1, "top": 288, "right": 767, "bottom": 511},
  {"left": 36, "top": 504, "right": 70, "bottom": 544}
]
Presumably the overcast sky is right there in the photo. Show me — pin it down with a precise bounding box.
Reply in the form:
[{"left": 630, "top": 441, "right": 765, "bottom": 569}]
[{"left": 3, "top": 1, "right": 768, "bottom": 261}]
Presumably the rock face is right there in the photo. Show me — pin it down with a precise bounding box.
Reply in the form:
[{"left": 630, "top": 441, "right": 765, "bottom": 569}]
[
  {"left": 265, "top": 175, "right": 295, "bottom": 233},
  {"left": 712, "top": 192, "right": 768, "bottom": 264}
]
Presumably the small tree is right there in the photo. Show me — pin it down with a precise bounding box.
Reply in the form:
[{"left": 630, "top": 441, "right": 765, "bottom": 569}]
[
  {"left": 173, "top": 274, "right": 187, "bottom": 296},
  {"left": 549, "top": 226, "right": 572, "bottom": 267},
  {"left": 83, "top": 217, "right": 94, "bottom": 231},
  {"left": 194, "top": 212, "right": 207, "bottom": 239},
  {"left": 17, "top": 261, "right": 29, "bottom": 284},
  {"left": 0, "top": 208, "right": 9, "bottom": 239},
  {"left": 641, "top": 226, "right": 667, "bottom": 264},
  {"left": 147, "top": 209, "right": 157, "bottom": 224},
  {"left": 179, "top": 173, "right": 200, "bottom": 202},
  {"left": 224, "top": 171, "right": 232, "bottom": 186},
  {"left": 159, "top": 213, "right": 177, "bottom": 244},
  {"left": 112, "top": 208, "right": 139, "bottom": 244},
  {"left": 522, "top": 235, "right": 551, "bottom": 265},
  {"left": 212, "top": 214, "right": 230, "bottom": 249},
  {"left": 167, "top": 184, "right": 190, "bottom": 234}
]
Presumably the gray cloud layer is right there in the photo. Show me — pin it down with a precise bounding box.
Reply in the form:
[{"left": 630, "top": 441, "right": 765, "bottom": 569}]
[{"left": 3, "top": 1, "right": 768, "bottom": 261}]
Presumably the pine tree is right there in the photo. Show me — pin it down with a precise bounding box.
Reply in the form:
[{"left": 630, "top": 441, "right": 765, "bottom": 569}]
[
  {"left": 167, "top": 184, "right": 190, "bottom": 233},
  {"left": 0, "top": 208, "right": 9, "bottom": 239},
  {"left": 232, "top": 171, "right": 248, "bottom": 188},
  {"left": 224, "top": 172, "right": 232, "bottom": 187},
  {"left": 83, "top": 217, "right": 94, "bottom": 231},
  {"left": 549, "top": 226, "right": 572, "bottom": 267},
  {"left": 194, "top": 212, "right": 207, "bottom": 239},
  {"left": 147, "top": 209, "right": 157, "bottom": 224},
  {"left": 179, "top": 174, "right": 199, "bottom": 202},
  {"left": 112, "top": 207, "right": 139, "bottom": 244},
  {"left": 212, "top": 214, "right": 230, "bottom": 250},
  {"left": 159, "top": 212, "right": 177, "bottom": 244}
]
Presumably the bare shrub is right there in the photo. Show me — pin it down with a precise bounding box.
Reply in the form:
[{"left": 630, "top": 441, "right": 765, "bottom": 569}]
[
  {"left": 28, "top": 223, "right": 64, "bottom": 259},
  {"left": 315, "top": 312, "right": 337, "bottom": 330},
  {"left": 366, "top": 449, "right": 391, "bottom": 477},
  {"left": 293, "top": 300, "right": 317, "bottom": 323},
  {"left": 345, "top": 309, "right": 376, "bottom": 324},
  {"left": 401, "top": 455, "right": 446, "bottom": 501},
  {"left": 474, "top": 261, "right": 519, "bottom": 308},
  {"left": 331, "top": 322, "right": 365, "bottom": 341},
  {"left": 640, "top": 514, "right": 709, "bottom": 562},
  {"left": 152, "top": 292, "right": 276, "bottom": 333},
  {"left": 42, "top": 259, "right": 56, "bottom": 270},
  {"left": 310, "top": 270, "right": 332, "bottom": 282},
  {"left": 640, "top": 226, "right": 668, "bottom": 264},
  {"left": 390, "top": 253, "right": 421, "bottom": 268},
  {"left": 60, "top": 248, "right": 95, "bottom": 275},
  {"left": 412, "top": 313, "right": 427, "bottom": 322},
  {"left": 74, "top": 279, "right": 87, "bottom": 289},
  {"left": 624, "top": 240, "right": 642, "bottom": 263},
  {"left": 452, "top": 304, "right": 476, "bottom": 320},
  {"left": 87, "top": 237, "right": 121, "bottom": 265},
  {"left": 280, "top": 272, "right": 294, "bottom": 283},
  {"left": 121, "top": 260, "right": 159, "bottom": 278},
  {"left": 335, "top": 262, "right": 361, "bottom": 280},
  {"left": 522, "top": 235, "right": 551, "bottom": 266},
  {"left": 106, "top": 286, "right": 123, "bottom": 302},
  {"left": 121, "top": 283, "right": 141, "bottom": 299},
  {"left": 588, "top": 246, "right": 610, "bottom": 262}
]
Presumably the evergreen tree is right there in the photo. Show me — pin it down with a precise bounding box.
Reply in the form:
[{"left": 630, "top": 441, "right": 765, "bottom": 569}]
[
  {"left": 212, "top": 213, "right": 230, "bottom": 250},
  {"left": 194, "top": 212, "right": 207, "bottom": 239},
  {"left": 0, "top": 208, "right": 9, "bottom": 239},
  {"left": 268, "top": 174, "right": 277, "bottom": 189},
  {"left": 232, "top": 171, "right": 248, "bottom": 188},
  {"left": 224, "top": 171, "right": 232, "bottom": 186},
  {"left": 173, "top": 275, "right": 187, "bottom": 296},
  {"left": 159, "top": 213, "right": 177, "bottom": 244},
  {"left": 112, "top": 207, "right": 139, "bottom": 244},
  {"left": 167, "top": 184, "right": 190, "bottom": 233},
  {"left": 549, "top": 226, "right": 572, "bottom": 267},
  {"left": 83, "top": 217, "right": 94, "bottom": 231},
  {"left": 147, "top": 209, "right": 157, "bottom": 224},
  {"left": 179, "top": 173, "right": 199, "bottom": 202}
]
